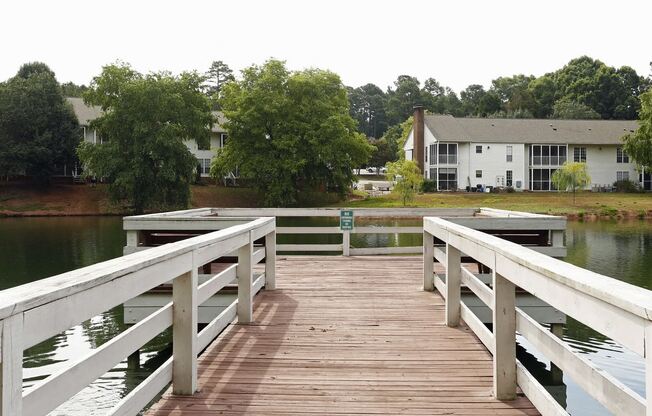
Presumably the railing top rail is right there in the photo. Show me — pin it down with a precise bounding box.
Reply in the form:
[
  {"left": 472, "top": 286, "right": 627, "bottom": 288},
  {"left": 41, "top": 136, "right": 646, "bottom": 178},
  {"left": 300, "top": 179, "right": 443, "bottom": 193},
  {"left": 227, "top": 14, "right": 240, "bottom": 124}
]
[
  {"left": 479, "top": 207, "right": 561, "bottom": 219},
  {"left": 0, "top": 216, "right": 274, "bottom": 321},
  {"left": 424, "top": 216, "right": 652, "bottom": 321}
]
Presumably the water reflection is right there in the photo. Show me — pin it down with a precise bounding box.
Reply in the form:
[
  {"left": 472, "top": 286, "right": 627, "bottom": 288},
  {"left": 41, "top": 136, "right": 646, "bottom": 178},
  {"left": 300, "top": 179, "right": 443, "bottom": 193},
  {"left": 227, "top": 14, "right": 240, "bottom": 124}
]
[{"left": 2, "top": 216, "right": 652, "bottom": 415}]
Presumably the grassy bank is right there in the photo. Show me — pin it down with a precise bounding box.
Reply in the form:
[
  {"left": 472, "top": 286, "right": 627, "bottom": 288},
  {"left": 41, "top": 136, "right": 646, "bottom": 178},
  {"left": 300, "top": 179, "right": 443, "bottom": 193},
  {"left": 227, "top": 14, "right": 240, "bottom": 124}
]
[
  {"left": 337, "top": 192, "right": 652, "bottom": 218},
  {"left": 1, "top": 183, "right": 650, "bottom": 218}
]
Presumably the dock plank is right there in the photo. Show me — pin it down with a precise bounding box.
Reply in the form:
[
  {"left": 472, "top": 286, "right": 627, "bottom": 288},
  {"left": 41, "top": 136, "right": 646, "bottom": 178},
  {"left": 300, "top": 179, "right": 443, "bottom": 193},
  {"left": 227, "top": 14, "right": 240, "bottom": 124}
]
[{"left": 146, "top": 256, "right": 540, "bottom": 415}]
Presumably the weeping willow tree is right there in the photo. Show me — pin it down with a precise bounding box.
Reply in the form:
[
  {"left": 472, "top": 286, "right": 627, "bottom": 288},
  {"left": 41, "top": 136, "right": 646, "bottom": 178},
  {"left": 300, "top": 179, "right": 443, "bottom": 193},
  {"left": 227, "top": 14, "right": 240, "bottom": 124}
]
[
  {"left": 551, "top": 162, "right": 591, "bottom": 204},
  {"left": 386, "top": 159, "right": 423, "bottom": 206}
]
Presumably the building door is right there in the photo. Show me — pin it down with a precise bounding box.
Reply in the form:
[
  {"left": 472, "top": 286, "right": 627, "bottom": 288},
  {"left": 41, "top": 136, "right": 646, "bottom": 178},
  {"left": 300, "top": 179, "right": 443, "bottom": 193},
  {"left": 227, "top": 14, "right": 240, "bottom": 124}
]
[{"left": 495, "top": 175, "right": 505, "bottom": 187}]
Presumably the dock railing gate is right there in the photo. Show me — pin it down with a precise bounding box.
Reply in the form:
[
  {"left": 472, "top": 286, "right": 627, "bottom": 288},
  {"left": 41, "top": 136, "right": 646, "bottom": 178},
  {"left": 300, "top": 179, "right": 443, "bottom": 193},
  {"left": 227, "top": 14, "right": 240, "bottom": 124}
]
[{"left": 424, "top": 216, "right": 652, "bottom": 416}]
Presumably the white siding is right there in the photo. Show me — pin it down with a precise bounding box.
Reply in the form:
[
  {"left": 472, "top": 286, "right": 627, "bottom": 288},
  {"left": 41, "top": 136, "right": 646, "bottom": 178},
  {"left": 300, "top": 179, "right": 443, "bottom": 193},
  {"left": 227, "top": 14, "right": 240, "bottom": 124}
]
[
  {"left": 575, "top": 144, "right": 638, "bottom": 188},
  {"left": 469, "top": 143, "right": 526, "bottom": 190}
]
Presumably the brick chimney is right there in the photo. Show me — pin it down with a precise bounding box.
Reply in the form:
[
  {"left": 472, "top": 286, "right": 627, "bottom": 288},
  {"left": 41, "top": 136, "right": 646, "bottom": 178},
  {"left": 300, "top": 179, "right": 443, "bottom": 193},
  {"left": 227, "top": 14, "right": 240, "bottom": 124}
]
[{"left": 413, "top": 105, "right": 425, "bottom": 174}]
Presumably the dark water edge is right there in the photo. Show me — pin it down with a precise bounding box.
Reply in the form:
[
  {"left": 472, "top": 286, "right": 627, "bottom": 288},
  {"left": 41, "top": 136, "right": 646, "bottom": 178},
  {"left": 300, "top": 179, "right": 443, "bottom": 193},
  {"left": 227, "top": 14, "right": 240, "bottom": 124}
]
[{"left": 1, "top": 216, "right": 651, "bottom": 415}]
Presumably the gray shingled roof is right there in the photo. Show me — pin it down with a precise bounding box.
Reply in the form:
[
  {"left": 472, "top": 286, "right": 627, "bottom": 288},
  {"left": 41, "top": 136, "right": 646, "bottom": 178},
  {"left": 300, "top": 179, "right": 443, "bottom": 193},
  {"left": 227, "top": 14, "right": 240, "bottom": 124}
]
[
  {"left": 66, "top": 97, "right": 102, "bottom": 126},
  {"left": 65, "top": 97, "right": 226, "bottom": 132},
  {"left": 423, "top": 114, "right": 638, "bottom": 145}
]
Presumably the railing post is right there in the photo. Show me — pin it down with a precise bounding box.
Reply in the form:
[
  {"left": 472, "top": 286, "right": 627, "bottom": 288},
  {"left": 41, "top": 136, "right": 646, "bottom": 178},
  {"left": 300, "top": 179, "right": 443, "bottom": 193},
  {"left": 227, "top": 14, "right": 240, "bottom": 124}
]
[
  {"left": 265, "top": 230, "right": 276, "bottom": 290},
  {"left": 1, "top": 314, "right": 23, "bottom": 416},
  {"left": 423, "top": 230, "right": 434, "bottom": 291},
  {"left": 493, "top": 271, "right": 517, "bottom": 400},
  {"left": 342, "top": 230, "right": 350, "bottom": 256},
  {"left": 237, "top": 231, "right": 254, "bottom": 324},
  {"left": 646, "top": 321, "right": 652, "bottom": 416},
  {"left": 551, "top": 230, "right": 564, "bottom": 248},
  {"left": 172, "top": 255, "right": 198, "bottom": 395},
  {"left": 445, "top": 244, "right": 461, "bottom": 327}
]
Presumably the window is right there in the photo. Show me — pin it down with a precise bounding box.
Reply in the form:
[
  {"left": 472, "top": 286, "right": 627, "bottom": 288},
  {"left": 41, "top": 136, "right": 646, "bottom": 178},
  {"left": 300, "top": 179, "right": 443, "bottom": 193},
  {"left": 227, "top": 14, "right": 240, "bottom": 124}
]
[
  {"left": 475, "top": 170, "right": 482, "bottom": 178},
  {"left": 530, "top": 145, "right": 567, "bottom": 166},
  {"left": 220, "top": 133, "right": 228, "bottom": 148},
  {"left": 429, "top": 144, "right": 437, "bottom": 166},
  {"left": 425, "top": 147, "right": 428, "bottom": 163},
  {"left": 506, "top": 146, "right": 513, "bottom": 162},
  {"left": 476, "top": 145, "right": 482, "bottom": 154},
  {"left": 506, "top": 170, "right": 513, "bottom": 187},
  {"left": 198, "top": 140, "right": 210, "bottom": 151},
  {"left": 438, "top": 143, "right": 458, "bottom": 164},
  {"left": 617, "top": 171, "right": 629, "bottom": 181},
  {"left": 574, "top": 147, "right": 587, "bottom": 162},
  {"left": 617, "top": 147, "right": 629, "bottom": 163},
  {"left": 199, "top": 158, "right": 211, "bottom": 175},
  {"left": 438, "top": 168, "right": 457, "bottom": 190},
  {"left": 429, "top": 168, "right": 437, "bottom": 186},
  {"left": 530, "top": 168, "right": 558, "bottom": 191}
]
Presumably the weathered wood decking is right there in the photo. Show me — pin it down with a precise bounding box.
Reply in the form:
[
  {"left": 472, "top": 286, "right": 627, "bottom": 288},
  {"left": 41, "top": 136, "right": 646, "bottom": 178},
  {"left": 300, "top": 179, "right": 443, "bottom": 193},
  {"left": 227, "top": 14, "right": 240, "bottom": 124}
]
[{"left": 147, "top": 256, "right": 539, "bottom": 415}]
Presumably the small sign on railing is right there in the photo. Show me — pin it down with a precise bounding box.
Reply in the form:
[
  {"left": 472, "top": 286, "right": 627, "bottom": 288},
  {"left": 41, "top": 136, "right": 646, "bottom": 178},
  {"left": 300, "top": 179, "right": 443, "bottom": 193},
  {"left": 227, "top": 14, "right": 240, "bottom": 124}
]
[{"left": 340, "top": 210, "right": 354, "bottom": 231}]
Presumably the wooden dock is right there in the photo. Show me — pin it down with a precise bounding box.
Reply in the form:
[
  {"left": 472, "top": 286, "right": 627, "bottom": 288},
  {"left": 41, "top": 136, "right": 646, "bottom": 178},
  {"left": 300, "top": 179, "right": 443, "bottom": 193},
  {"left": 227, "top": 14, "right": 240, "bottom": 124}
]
[{"left": 146, "top": 256, "right": 539, "bottom": 415}]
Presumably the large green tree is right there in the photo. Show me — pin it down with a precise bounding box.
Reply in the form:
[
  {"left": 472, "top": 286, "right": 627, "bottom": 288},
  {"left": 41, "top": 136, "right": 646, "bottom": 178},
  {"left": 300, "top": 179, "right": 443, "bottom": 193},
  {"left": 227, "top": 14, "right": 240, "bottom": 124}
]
[
  {"left": 623, "top": 89, "right": 652, "bottom": 168},
  {"left": 77, "top": 63, "right": 212, "bottom": 213},
  {"left": 0, "top": 62, "right": 79, "bottom": 183},
  {"left": 386, "top": 75, "right": 424, "bottom": 124},
  {"left": 212, "top": 59, "right": 372, "bottom": 206},
  {"left": 347, "top": 83, "right": 388, "bottom": 138}
]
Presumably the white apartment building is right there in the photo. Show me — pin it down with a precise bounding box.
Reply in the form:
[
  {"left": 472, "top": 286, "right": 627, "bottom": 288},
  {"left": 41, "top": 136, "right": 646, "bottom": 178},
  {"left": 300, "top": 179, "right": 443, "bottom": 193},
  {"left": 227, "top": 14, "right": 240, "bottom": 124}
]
[
  {"left": 67, "top": 97, "right": 227, "bottom": 177},
  {"left": 403, "top": 107, "right": 645, "bottom": 191}
]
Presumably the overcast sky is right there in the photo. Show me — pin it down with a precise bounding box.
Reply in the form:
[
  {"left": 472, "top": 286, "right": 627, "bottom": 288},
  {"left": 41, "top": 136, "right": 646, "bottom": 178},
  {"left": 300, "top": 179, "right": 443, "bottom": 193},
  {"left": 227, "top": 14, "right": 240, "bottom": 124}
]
[{"left": 2, "top": 0, "right": 650, "bottom": 93}]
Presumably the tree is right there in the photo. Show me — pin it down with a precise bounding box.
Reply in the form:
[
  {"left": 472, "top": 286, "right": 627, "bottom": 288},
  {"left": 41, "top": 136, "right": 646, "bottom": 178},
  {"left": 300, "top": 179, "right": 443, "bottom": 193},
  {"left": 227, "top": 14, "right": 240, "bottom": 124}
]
[
  {"left": 491, "top": 74, "right": 535, "bottom": 113},
  {"left": 77, "top": 63, "right": 212, "bottom": 213},
  {"left": 211, "top": 59, "right": 373, "bottom": 206},
  {"left": 0, "top": 62, "right": 79, "bottom": 183},
  {"left": 348, "top": 83, "right": 388, "bottom": 138},
  {"left": 623, "top": 89, "right": 652, "bottom": 168},
  {"left": 204, "top": 60, "right": 235, "bottom": 99},
  {"left": 386, "top": 75, "right": 424, "bottom": 125},
  {"left": 386, "top": 159, "right": 423, "bottom": 206},
  {"left": 368, "top": 136, "right": 398, "bottom": 169},
  {"left": 551, "top": 162, "right": 591, "bottom": 204},
  {"left": 61, "top": 82, "right": 88, "bottom": 97},
  {"left": 552, "top": 98, "right": 601, "bottom": 119}
]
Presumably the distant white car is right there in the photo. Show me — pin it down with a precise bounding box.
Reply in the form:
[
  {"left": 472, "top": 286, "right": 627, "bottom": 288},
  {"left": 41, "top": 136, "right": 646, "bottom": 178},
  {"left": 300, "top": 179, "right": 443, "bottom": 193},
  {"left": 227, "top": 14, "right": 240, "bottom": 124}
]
[{"left": 379, "top": 167, "right": 387, "bottom": 174}]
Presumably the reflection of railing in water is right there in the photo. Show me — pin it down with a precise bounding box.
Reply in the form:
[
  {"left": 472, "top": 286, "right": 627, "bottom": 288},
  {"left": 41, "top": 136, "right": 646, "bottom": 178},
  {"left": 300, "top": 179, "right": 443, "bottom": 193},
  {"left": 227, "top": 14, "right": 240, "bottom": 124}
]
[
  {"left": 0, "top": 216, "right": 276, "bottom": 416},
  {"left": 424, "top": 216, "right": 652, "bottom": 416},
  {"left": 123, "top": 207, "right": 566, "bottom": 258}
]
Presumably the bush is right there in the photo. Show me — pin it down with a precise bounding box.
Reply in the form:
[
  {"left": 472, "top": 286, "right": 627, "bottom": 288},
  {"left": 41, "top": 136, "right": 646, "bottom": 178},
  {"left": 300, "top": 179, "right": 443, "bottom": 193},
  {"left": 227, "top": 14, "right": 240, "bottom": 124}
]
[
  {"left": 505, "top": 186, "right": 515, "bottom": 193},
  {"left": 421, "top": 179, "right": 437, "bottom": 193},
  {"left": 613, "top": 180, "right": 641, "bottom": 193}
]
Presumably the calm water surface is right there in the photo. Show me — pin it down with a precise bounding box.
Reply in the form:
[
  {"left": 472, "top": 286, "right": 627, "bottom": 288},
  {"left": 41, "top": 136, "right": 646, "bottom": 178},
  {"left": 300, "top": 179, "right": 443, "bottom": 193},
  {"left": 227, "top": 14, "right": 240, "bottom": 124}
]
[{"left": 0, "top": 216, "right": 650, "bottom": 415}]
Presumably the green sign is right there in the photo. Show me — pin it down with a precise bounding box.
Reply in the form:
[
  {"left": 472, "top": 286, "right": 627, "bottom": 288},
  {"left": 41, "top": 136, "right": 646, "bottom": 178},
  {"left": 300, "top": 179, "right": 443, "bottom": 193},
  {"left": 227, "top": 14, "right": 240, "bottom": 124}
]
[{"left": 340, "top": 210, "right": 354, "bottom": 231}]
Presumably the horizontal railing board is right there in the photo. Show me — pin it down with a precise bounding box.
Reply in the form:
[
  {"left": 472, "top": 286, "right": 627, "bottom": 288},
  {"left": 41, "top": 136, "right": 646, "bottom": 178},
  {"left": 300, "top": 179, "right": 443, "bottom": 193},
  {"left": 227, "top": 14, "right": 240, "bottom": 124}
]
[
  {"left": 108, "top": 357, "right": 172, "bottom": 416},
  {"left": 425, "top": 217, "right": 652, "bottom": 323},
  {"left": 349, "top": 246, "right": 422, "bottom": 255},
  {"left": 276, "top": 227, "right": 341, "bottom": 234},
  {"left": 516, "top": 361, "right": 568, "bottom": 416},
  {"left": 460, "top": 266, "right": 494, "bottom": 310},
  {"left": 23, "top": 302, "right": 173, "bottom": 416},
  {"left": 197, "top": 265, "right": 237, "bottom": 305},
  {"left": 0, "top": 217, "right": 274, "bottom": 323},
  {"left": 516, "top": 309, "right": 645, "bottom": 416},
  {"left": 460, "top": 303, "right": 494, "bottom": 354},
  {"left": 277, "top": 244, "right": 343, "bottom": 252}
]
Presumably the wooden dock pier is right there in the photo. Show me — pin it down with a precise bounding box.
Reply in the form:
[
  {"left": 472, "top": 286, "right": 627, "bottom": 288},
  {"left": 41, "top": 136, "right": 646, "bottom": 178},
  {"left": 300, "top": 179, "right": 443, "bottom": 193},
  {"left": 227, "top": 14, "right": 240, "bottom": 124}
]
[{"left": 146, "top": 256, "right": 539, "bottom": 415}]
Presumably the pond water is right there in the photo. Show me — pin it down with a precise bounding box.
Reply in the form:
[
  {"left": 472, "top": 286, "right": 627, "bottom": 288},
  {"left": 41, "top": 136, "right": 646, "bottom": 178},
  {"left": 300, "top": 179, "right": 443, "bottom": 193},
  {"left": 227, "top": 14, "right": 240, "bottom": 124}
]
[{"left": 0, "top": 216, "right": 650, "bottom": 415}]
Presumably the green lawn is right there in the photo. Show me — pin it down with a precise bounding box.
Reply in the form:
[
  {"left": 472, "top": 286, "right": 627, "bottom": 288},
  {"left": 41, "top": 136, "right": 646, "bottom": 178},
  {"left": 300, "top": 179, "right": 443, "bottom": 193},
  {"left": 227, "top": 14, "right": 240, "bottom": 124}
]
[{"left": 335, "top": 191, "right": 652, "bottom": 217}]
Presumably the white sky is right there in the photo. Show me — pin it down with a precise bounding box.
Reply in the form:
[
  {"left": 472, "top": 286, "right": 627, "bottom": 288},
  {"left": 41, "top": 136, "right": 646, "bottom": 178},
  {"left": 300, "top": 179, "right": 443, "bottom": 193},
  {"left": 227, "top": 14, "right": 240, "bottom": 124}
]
[{"left": 1, "top": 0, "right": 650, "bottom": 93}]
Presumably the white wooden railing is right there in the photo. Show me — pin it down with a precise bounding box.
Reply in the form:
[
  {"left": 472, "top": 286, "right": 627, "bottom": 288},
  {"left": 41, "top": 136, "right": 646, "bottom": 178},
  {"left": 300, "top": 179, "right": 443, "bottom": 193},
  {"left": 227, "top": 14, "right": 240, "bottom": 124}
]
[
  {"left": 0, "top": 216, "right": 276, "bottom": 416},
  {"left": 423, "top": 216, "right": 652, "bottom": 416},
  {"left": 123, "top": 207, "right": 566, "bottom": 257}
]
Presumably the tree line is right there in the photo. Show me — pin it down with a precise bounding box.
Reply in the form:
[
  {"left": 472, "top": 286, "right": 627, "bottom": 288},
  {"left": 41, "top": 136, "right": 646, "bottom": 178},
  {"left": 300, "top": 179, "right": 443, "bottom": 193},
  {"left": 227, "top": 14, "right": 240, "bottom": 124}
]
[
  {"left": 1, "top": 57, "right": 651, "bottom": 211},
  {"left": 348, "top": 56, "right": 651, "bottom": 140}
]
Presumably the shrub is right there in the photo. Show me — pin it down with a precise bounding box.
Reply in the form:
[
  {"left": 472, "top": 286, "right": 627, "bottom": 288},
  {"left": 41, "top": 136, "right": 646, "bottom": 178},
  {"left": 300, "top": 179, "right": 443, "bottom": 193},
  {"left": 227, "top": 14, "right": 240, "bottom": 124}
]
[
  {"left": 505, "top": 186, "right": 515, "bottom": 193},
  {"left": 613, "top": 180, "right": 640, "bottom": 193},
  {"left": 421, "top": 179, "right": 437, "bottom": 193}
]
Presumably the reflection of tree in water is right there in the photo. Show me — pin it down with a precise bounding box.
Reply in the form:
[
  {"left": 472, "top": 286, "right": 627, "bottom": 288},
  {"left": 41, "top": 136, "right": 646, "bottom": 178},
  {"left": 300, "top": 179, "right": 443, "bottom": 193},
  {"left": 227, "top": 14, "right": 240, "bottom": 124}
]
[
  {"left": 81, "top": 307, "right": 126, "bottom": 349},
  {"left": 23, "top": 331, "right": 68, "bottom": 368},
  {"left": 516, "top": 341, "right": 567, "bottom": 408}
]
